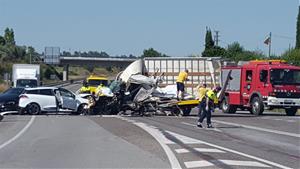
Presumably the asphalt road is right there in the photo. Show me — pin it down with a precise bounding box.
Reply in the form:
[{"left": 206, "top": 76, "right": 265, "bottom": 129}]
[{"left": 0, "top": 83, "right": 299, "bottom": 168}]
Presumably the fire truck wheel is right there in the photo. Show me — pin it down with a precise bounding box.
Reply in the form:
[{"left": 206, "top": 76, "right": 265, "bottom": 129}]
[
  {"left": 221, "top": 97, "right": 236, "bottom": 114},
  {"left": 285, "top": 107, "right": 297, "bottom": 116},
  {"left": 251, "top": 97, "right": 264, "bottom": 116}
]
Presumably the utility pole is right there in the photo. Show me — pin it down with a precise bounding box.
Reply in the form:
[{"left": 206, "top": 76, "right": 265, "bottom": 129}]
[
  {"left": 268, "top": 32, "right": 272, "bottom": 58},
  {"left": 214, "top": 31, "right": 220, "bottom": 46}
]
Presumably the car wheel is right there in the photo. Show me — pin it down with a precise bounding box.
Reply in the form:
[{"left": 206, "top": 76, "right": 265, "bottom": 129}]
[
  {"left": 76, "top": 104, "right": 87, "bottom": 115},
  {"left": 251, "top": 97, "right": 264, "bottom": 116},
  {"left": 221, "top": 96, "right": 237, "bottom": 114},
  {"left": 27, "top": 103, "right": 41, "bottom": 115},
  {"left": 285, "top": 107, "right": 297, "bottom": 116}
]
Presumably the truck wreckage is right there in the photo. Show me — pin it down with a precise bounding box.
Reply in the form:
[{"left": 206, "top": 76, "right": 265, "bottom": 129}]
[{"left": 84, "top": 59, "right": 218, "bottom": 116}]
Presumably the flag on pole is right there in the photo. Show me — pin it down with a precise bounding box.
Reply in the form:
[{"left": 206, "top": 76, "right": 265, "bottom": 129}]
[{"left": 264, "top": 36, "right": 271, "bottom": 45}]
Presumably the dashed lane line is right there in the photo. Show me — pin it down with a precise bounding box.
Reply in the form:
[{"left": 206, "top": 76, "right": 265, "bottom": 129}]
[
  {"left": 168, "top": 130, "right": 291, "bottom": 169},
  {"left": 188, "top": 117, "right": 300, "bottom": 138},
  {"left": 213, "top": 119, "right": 300, "bottom": 138},
  {"left": 175, "top": 148, "right": 225, "bottom": 154},
  {"left": 120, "top": 117, "right": 291, "bottom": 169},
  {"left": 184, "top": 160, "right": 271, "bottom": 168},
  {"left": 0, "top": 116, "right": 35, "bottom": 151},
  {"left": 184, "top": 160, "right": 213, "bottom": 168}
]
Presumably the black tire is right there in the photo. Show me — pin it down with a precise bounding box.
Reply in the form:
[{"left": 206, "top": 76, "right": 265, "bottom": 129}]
[
  {"left": 182, "top": 108, "right": 192, "bottom": 116},
  {"left": 285, "top": 107, "right": 297, "bottom": 116},
  {"left": 76, "top": 104, "right": 87, "bottom": 115},
  {"left": 221, "top": 96, "right": 237, "bottom": 114},
  {"left": 27, "top": 103, "right": 41, "bottom": 115},
  {"left": 251, "top": 97, "right": 264, "bottom": 116}
]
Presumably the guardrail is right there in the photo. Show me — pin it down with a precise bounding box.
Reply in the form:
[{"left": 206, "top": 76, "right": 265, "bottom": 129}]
[{"left": 43, "top": 78, "right": 84, "bottom": 87}]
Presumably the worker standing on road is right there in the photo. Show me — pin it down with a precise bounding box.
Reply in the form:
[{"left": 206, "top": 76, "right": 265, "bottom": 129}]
[
  {"left": 176, "top": 69, "right": 189, "bottom": 100},
  {"left": 79, "top": 80, "right": 91, "bottom": 94},
  {"left": 197, "top": 86, "right": 221, "bottom": 128},
  {"left": 196, "top": 83, "right": 207, "bottom": 117}
]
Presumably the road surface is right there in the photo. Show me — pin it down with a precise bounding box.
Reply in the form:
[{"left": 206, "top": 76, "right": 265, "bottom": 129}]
[{"left": 0, "top": 83, "right": 299, "bottom": 168}]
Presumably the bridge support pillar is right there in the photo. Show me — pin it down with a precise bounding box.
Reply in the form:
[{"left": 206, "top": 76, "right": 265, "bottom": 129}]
[{"left": 63, "top": 64, "right": 69, "bottom": 81}]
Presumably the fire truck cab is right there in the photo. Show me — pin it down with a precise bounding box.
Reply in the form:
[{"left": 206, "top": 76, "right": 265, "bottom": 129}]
[{"left": 220, "top": 60, "right": 300, "bottom": 116}]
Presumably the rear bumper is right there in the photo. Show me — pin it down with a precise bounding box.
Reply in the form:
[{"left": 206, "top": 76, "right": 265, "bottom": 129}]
[{"left": 265, "top": 97, "right": 300, "bottom": 108}]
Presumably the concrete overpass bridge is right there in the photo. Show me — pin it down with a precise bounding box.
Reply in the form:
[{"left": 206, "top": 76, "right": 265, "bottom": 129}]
[{"left": 55, "top": 57, "right": 137, "bottom": 81}]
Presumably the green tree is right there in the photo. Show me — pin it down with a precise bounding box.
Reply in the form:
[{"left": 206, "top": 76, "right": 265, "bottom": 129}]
[
  {"left": 282, "top": 49, "right": 300, "bottom": 66},
  {"left": 202, "top": 46, "right": 227, "bottom": 57},
  {"left": 223, "top": 42, "right": 263, "bottom": 61},
  {"left": 0, "top": 36, "right": 5, "bottom": 46},
  {"left": 296, "top": 6, "right": 300, "bottom": 49},
  {"left": 205, "top": 28, "right": 214, "bottom": 49},
  {"left": 44, "top": 67, "right": 53, "bottom": 79},
  {"left": 4, "top": 28, "right": 15, "bottom": 46},
  {"left": 141, "top": 48, "right": 168, "bottom": 58},
  {"left": 202, "top": 28, "right": 226, "bottom": 57}
]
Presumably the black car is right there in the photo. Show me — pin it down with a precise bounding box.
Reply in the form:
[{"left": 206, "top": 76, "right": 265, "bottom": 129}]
[{"left": 0, "top": 88, "right": 25, "bottom": 112}]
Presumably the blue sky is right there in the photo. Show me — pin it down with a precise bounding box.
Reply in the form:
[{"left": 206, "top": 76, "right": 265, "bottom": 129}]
[{"left": 0, "top": 0, "right": 298, "bottom": 56}]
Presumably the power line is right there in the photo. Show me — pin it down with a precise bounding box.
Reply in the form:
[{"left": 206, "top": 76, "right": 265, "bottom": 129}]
[{"left": 273, "top": 34, "right": 294, "bottom": 40}]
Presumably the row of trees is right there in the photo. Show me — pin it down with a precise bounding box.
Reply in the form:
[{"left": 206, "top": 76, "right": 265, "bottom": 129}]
[
  {"left": 201, "top": 28, "right": 264, "bottom": 61},
  {"left": 0, "top": 28, "right": 60, "bottom": 81}
]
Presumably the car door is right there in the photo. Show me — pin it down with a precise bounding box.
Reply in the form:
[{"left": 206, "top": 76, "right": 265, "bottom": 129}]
[
  {"left": 241, "top": 68, "right": 255, "bottom": 105},
  {"left": 38, "top": 89, "right": 57, "bottom": 111},
  {"left": 59, "top": 88, "right": 77, "bottom": 110}
]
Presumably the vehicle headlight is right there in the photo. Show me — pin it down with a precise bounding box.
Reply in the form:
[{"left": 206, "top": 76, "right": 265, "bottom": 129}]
[{"left": 269, "top": 99, "right": 278, "bottom": 103}]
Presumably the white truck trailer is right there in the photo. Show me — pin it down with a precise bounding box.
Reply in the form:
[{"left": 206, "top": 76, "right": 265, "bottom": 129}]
[
  {"left": 12, "top": 64, "right": 40, "bottom": 88},
  {"left": 143, "top": 57, "right": 221, "bottom": 95}
]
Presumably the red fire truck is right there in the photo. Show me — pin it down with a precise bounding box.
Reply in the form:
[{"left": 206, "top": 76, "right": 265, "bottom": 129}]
[{"left": 220, "top": 60, "right": 300, "bottom": 116}]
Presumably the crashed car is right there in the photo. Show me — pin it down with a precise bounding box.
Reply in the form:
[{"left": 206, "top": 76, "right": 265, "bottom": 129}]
[
  {"left": 0, "top": 87, "right": 25, "bottom": 112},
  {"left": 18, "top": 87, "right": 90, "bottom": 115},
  {"left": 113, "top": 59, "right": 199, "bottom": 116}
]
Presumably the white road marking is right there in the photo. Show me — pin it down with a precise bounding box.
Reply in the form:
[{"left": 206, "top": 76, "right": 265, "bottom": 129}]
[
  {"left": 0, "top": 116, "right": 35, "bottom": 150},
  {"left": 118, "top": 117, "right": 181, "bottom": 169},
  {"left": 166, "top": 130, "right": 203, "bottom": 144},
  {"left": 213, "top": 119, "right": 300, "bottom": 138},
  {"left": 0, "top": 111, "right": 18, "bottom": 116},
  {"left": 175, "top": 148, "right": 225, "bottom": 154},
  {"left": 120, "top": 117, "right": 292, "bottom": 169},
  {"left": 219, "top": 160, "right": 270, "bottom": 167},
  {"left": 181, "top": 122, "right": 222, "bottom": 132},
  {"left": 184, "top": 160, "right": 213, "bottom": 168},
  {"left": 165, "top": 129, "right": 291, "bottom": 169},
  {"left": 184, "top": 160, "right": 270, "bottom": 168}
]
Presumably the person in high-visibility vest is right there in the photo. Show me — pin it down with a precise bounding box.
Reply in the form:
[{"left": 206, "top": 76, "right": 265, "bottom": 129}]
[
  {"left": 79, "top": 80, "right": 91, "bottom": 94},
  {"left": 196, "top": 83, "right": 207, "bottom": 117},
  {"left": 176, "top": 69, "right": 189, "bottom": 100},
  {"left": 197, "top": 86, "right": 221, "bottom": 128},
  {"left": 95, "top": 83, "right": 105, "bottom": 97}
]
